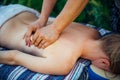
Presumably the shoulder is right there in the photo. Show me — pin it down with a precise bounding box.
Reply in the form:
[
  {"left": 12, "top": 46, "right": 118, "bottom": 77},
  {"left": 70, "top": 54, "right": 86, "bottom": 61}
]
[{"left": 67, "top": 22, "right": 100, "bottom": 39}]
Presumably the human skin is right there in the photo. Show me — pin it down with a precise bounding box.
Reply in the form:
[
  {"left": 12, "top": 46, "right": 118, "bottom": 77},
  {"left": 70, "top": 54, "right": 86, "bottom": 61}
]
[
  {"left": 0, "top": 12, "right": 108, "bottom": 75},
  {"left": 25, "top": 0, "right": 89, "bottom": 48}
]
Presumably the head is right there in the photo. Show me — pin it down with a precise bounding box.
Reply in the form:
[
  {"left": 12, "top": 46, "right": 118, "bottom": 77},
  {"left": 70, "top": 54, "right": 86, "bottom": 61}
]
[{"left": 100, "top": 33, "right": 120, "bottom": 74}]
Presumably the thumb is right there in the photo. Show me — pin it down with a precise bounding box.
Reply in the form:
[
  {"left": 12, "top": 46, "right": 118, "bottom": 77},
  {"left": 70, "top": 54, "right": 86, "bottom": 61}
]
[
  {"left": 24, "top": 27, "right": 34, "bottom": 46},
  {"left": 23, "top": 27, "right": 32, "bottom": 39}
]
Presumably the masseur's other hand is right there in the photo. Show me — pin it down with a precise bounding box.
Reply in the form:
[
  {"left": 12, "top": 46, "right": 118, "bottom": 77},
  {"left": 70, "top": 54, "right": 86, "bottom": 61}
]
[
  {"left": 32, "top": 24, "right": 60, "bottom": 49},
  {"left": 24, "top": 19, "right": 44, "bottom": 47}
]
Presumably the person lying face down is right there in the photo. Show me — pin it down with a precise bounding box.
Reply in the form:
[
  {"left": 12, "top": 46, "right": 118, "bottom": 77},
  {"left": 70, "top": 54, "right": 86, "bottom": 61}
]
[{"left": 0, "top": 4, "right": 120, "bottom": 77}]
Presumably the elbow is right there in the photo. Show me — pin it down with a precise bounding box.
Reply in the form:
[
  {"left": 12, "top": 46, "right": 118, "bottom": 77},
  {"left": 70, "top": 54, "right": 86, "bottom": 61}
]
[
  {"left": 57, "top": 60, "right": 75, "bottom": 75},
  {"left": 53, "top": 63, "right": 73, "bottom": 75},
  {"left": 32, "top": 62, "right": 73, "bottom": 75},
  {"left": 56, "top": 56, "right": 76, "bottom": 75},
  {"left": 61, "top": 64, "right": 73, "bottom": 75},
  {"left": 6, "top": 50, "right": 19, "bottom": 65}
]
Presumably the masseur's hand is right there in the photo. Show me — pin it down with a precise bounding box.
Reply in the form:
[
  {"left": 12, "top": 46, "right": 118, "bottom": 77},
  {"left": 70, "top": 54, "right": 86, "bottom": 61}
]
[
  {"left": 24, "top": 19, "right": 44, "bottom": 47},
  {"left": 32, "top": 24, "right": 60, "bottom": 49}
]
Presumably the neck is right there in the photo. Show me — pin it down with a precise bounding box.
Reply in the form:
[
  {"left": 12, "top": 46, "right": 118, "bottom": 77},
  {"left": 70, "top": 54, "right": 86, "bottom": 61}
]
[{"left": 81, "top": 40, "right": 105, "bottom": 61}]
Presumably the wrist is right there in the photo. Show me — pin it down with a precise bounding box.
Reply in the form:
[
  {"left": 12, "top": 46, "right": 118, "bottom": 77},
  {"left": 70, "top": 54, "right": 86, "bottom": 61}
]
[
  {"left": 52, "top": 19, "right": 68, "bottom": 34},
  {"left": 50, "top": 23, "right": 62, "bottom": 34},
  {"left": 38, "top": 16, "right": 48, "bottom": 27},
  {"left": 37, "top": 19, "right": 47, "bottom": 27}
]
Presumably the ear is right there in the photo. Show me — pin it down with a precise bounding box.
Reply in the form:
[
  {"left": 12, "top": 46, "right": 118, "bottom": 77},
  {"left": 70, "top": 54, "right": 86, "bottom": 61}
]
[{"left": 92, "top": 58, "right": 110, "bottom": 71}]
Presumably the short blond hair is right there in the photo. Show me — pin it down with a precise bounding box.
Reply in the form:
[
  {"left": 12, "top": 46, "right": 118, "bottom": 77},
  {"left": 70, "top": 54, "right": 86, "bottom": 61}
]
[{"left": 100, "top": 33, "right": 120, "bottom": 74}]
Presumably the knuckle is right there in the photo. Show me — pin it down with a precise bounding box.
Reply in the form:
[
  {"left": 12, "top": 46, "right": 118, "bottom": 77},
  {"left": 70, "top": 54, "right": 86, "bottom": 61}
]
[
  {"left": 41, "top": 41, "right": 45, "bottom": 44},
  {"left": 38, "top": 44, "right": 42, "bottom": 48},
  {"left": 36, "top": 40, "right": 40, "bottom": 44},
  {"left": 42, "top": 45, "right": 45, "bottom": 49},
  {"left": 32, "top": 37, "right": 35, "bottom": 41},
  {"left": 34, "top": 42, "right": 38, "bottom": 46},
  {"left": 44, "top": 43, "right": 49, "bottom": 47}
]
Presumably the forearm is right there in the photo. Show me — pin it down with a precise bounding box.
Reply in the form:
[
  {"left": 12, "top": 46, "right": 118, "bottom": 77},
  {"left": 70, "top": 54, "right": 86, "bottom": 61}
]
[
  {"left": 15, "top": 51, "right": 74, "bottom": 75},
  {"left": 52, "top": 0, "right": 89, "bottom": 33},
  {"left": 39, "top": 0, "right": 57, "bottom": 26},
  {"left": 0, "top": 50, "right": 74, "bottom": 75}
]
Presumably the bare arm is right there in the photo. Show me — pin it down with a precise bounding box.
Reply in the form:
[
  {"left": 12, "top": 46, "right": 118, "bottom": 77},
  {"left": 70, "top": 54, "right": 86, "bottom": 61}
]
[
  {"left": 28, "top": 0, "right": 89, "bottom": 48},
  {"left": 53, "top": 0, "right": 89, "bottom": 33},
  {"left": 24, "top": 0, "right": 57, "bottom": 46},
  {"left": 39, "top": 0, "right": 57, "bottom": 26},
  {"left": 0, "top": 50, "right": 75, "bottom": 75}
]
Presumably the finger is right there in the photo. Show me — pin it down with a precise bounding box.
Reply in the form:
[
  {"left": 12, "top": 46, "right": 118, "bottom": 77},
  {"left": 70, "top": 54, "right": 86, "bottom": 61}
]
[
  {"left": 27, "top": 39, "right": 32, "bottom": 47},
  {"left": 32, "top": 32, "right": 39, "bottom": 44},
  {"left": 41, "top": 39, "right": 47, "bottom": 45},
  {"left": 34, "top": 36, "right": 42, "bottom": 47},
  {"left": 25, "top": 27, "right": 33, "bottom": 39},
  {"left": 23, "top": 27, "right": 33, "bottom": 46},
  {"left": 38, "top": 39, "right": 46, "bottom": 48},
  {"left": 41, "top": 42, "right": 49, "bottom": 49},
  {"left": 24, "top": 33, "right": 31, "bottom": 46}
]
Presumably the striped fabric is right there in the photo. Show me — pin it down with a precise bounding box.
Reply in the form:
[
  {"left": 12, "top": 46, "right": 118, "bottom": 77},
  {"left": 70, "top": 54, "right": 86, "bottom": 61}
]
[
  {"left": 85, "top": 24, "right": 111, "bottom": 36},
  {"left": 0, "top": 58, "right": 90, "bottom": 80}
]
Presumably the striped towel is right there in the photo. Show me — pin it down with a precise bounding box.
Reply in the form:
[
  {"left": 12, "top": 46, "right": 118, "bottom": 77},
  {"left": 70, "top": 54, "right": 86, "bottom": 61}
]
[{"left": 0, "top": 58, "right": 90, "bottom": 80}]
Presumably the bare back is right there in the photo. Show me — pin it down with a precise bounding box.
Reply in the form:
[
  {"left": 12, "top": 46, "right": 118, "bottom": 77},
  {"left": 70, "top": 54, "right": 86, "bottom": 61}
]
[
  {"left": 0, "top": 12, "right": 102, "bottom": 75},
  {"left": 0, "top": 12, "right": 100, "bottom": 64}
]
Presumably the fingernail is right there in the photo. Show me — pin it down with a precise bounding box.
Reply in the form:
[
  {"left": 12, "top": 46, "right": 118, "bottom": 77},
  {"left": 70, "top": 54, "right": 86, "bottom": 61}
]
[
  {"left": 28, "top": 45, "right": 30, "bottom": 47},
  {"left": 26, "top": 42, "right": 27, "bottom": 46},
  {"left": 29, "top": 43, "right": 31, "bottom": 47}
]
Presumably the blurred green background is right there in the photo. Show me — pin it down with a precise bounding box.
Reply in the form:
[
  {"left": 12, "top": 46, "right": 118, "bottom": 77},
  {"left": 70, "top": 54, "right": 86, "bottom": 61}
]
[{"left": 0, "top": 0, "right": 114, "bottom": 30}]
